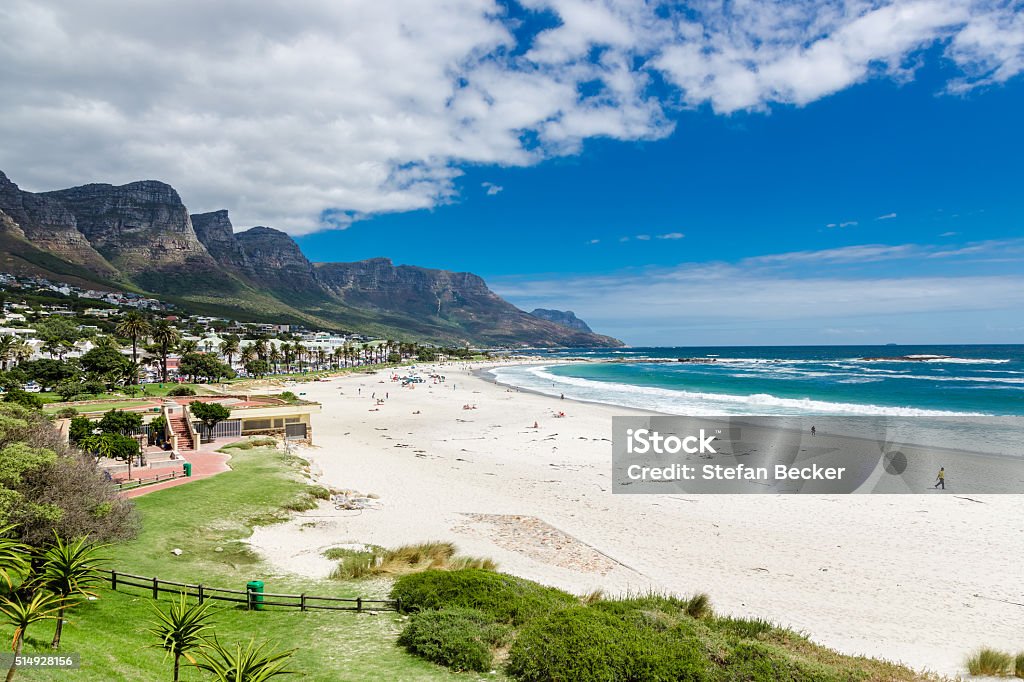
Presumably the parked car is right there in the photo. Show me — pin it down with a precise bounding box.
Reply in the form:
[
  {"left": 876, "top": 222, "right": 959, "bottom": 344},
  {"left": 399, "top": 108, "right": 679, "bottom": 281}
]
[{"left": 22, "top": 382, "right": 42, "bottom": 393}]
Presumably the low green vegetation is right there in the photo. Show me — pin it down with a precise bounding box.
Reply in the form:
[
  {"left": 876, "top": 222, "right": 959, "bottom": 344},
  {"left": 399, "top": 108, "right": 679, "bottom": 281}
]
[
  {"left": 964, "top": 647, "right": 1021, "bottom": 677},
  {"left": 391, "top": 571, "right": 942, "bottom": 682}
]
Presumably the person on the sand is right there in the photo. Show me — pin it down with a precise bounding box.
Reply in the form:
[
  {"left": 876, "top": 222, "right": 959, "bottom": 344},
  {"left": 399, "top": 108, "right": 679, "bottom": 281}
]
[{"left": 934, "top": 467, "right": 945, "bottom": 489}]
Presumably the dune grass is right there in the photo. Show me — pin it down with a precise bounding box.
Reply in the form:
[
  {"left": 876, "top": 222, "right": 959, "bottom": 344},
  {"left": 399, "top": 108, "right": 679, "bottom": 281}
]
[
  {"left": 2, "top": 446, "right": 493, "bottom": 681},
  {"left": 329, "top": 541, "right": 497, "bottom": 580},
  {"left": 965, "top": 647, "right": 1014, "bottom": 677}
]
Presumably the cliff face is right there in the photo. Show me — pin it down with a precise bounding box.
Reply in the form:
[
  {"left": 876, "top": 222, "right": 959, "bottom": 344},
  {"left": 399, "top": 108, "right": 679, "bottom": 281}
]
[
  {"left": 234, "top": 226, "right": 324, "bottom": 296},
  {"left": 317, "top": 259, "right": 623, "bottom": 347},
  {"left": 530, "top": 309, "right": 594, "bottom": 333},
  {"left": 0, "top": 171, "right": 114, "bottom": 276},
  {"left": 191, "top": 210, "right": 250, "bottom": 271},
  {"left": 42, "top": 181, "right": 211, "bottom": 273}
]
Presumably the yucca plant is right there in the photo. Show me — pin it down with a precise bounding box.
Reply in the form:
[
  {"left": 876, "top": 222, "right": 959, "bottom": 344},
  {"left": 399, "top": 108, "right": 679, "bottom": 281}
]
[
  {"left": 0, "top": 591, "right": 63, "bottom": 682},
  {"left": 193, "top": 637, "right": 296, "bottom": 681},
  {"left": 148, "top": 593, "right": 215, "bottom": 682},
  {"left": 36, "top": 533, "right": 107, "bottom": 649},
  {"left": 0, "top": 527, "right": 30, "bottom": 591}
]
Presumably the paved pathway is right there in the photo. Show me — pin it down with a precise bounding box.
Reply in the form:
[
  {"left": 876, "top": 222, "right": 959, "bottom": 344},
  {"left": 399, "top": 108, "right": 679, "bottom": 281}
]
[{"left": 119, "top": 441, "right": 235, "bottom": 499}]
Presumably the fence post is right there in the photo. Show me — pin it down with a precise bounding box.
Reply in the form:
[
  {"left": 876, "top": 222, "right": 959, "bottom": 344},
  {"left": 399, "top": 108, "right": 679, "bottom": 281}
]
[
  {"left": 356, "top": 597, "right": 362, "bottom": 613},
  {"left": 246, "top": 586, "right": 252, "bottom": 611},
  {"left": 395, "top": 597, "right": 401, "bottom": 612},
  {"left": 152, "top": 576, "right": 159, "bottom": 600},
  {"left": 111, "top": 570, "right": 117, "bottom": 591},
  {"left": 198, "top": 584, "right": 204, "bottom": 604}
]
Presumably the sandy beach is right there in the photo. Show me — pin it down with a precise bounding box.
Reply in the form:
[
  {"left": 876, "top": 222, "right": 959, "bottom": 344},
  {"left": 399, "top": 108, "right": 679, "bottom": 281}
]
[{"left": 249, "top": 360, "right": 1024, "bottom": 678}]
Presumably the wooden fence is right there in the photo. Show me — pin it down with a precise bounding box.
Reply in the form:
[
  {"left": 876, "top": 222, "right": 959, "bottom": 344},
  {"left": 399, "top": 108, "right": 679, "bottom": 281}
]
[
  {"left": 102, "top": 569, "right": 400, "bottom": 612},
  {"left": 113, "top": 469, "right": 184, "bottom": 492}
]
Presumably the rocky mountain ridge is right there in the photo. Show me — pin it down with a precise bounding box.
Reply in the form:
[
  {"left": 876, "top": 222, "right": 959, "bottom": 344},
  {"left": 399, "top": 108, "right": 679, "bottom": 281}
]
[{"left": 0, "top": 170, "right": 623, "bottom": 347}]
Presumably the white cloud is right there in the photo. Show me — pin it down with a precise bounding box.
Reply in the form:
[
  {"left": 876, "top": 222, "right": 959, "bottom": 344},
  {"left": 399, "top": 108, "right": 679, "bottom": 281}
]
[
  {"left": 586, "top": 238, "right": 601, "bottom": 244},
  {"left": 491, "top": 239, "right": 1024, "bottom": 344},
  {"left": 876, "top": 212, "right": 898, "bottom": 220},
  {"left": 0, "top": 0, "right": 1021, "bottom": 234},
  {"left": 657, "top": 232, "right": 685, "bottom": 240},
  {"left": 635, "top": 234, "right": 651, "bottom": 240},
  {"left": 482, "top": 182, "right": 503, "bottom": 196}
]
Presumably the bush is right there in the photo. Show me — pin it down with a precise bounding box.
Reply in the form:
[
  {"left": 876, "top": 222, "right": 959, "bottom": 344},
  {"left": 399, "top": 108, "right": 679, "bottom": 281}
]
[
  {"left": 167, "top": 386, "right": 196, "bottom": 396},
  {"left": 966, "top": 648, "right": 1013, "bottom": 677},
  {"left": 4, "top": 389, "right": 43, "bottom": 409},
  {"left": 723, "top": 641, "right": 840, "bottom": 682},
  {"left": 98, "top": 409, "right": 143, "bottom": 435},
  {"left": 53, "top": 406, "right": 79, "bottom": 419},
  {"left": 398, "top": 608, "right": 510, "bottom": 673},
  {"left": 1016, "top": 652, "right": 1024, "bottom": 678},
  {"left": 506, "top": 606, "right": 709, "bottom": 682},
  {"left": 280, "top": 391, "right": 298, "bottom": 402},
  {"left": 332, "top": 542, "right": 495, "bottom": 580},
  {"left": 391, "top": 570, "right": 576, "bottom": 625},
  {"left": 248, "top": 436, "right": 277, "bottom": 447},
  {"left": 68, "top": 416, "right": 94, "bottom": 444}
]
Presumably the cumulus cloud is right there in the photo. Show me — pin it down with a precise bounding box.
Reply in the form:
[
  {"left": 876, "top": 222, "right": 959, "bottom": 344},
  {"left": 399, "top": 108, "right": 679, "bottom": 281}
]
[
  {"left": 482, "top": 182, "right": 504, "bottom": 196},
  {"left": 0, "top": 0, "right": 1021, "bottom": 234}
]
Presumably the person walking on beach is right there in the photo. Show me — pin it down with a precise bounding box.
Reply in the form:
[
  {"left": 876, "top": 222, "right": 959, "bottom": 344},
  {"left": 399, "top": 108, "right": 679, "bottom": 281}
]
[
  {"left": 810, "top": 425, "right": 816, "bottom": 436},
  {"left": 934, "top": 467, "right": 945, "bottom": 489}
]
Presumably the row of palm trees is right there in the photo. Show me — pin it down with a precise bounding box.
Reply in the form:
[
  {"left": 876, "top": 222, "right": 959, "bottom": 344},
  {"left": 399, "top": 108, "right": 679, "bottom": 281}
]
[{"left": 0, "top": 527, "right": 294, "bottom": 681}]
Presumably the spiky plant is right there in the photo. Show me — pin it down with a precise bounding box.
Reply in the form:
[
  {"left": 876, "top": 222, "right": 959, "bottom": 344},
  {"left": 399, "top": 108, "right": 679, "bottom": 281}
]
[
  {"left": 37, "top": 533, "right": 107, "bottom": 649},
  {"left": 192, "top": 637, "right": 296, "bottom": 682},
  {"left": 148, "top": 593, "right": 215, "bottom": 682},
  {"left": 0, "top": 591, "right": 62, "bottom": 682}
]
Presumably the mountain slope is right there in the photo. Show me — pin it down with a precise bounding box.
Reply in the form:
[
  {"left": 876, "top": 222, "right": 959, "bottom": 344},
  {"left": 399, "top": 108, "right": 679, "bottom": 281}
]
[{"left": 0, "top": 170, "right": 623, "bottom": 347}]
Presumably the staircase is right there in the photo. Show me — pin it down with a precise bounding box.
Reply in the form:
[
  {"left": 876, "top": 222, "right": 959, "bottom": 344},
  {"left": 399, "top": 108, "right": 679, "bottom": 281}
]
[{"left": 170, "top": 416, "right": 194, "bottom": 452}]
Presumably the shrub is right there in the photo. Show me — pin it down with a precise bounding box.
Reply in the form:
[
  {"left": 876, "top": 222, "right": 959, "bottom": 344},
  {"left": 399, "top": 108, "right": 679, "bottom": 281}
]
[
  {"left": 307, "top": 485, "right": 331, "bottom": 500},
  {"left": 713, "top": 615, "right": 778, "bottom": 640},
  {"left": 53, "top": 406, "right": 79, "bottom": 419},
  {"left": 391, "top": 570, "right": 576, "bottom": 625},
  {"left": 398, "top": 608, "right": 510, "bottom": 673},
  {"left": 248, "top": 436, "right": 277, "bottom": 447},
  {"left": 4, "top": 389, "right": 43, "bottom": 409},
  {"left": 1016, "top": 652, "right": 1024, "bottom": 678},
  {"left": 331, "top": 542, "right": 495, "bottom": 580},
  {"left": 505, "top": 606, "right": 709, "bottom": 682},
  {"left": 723, "top": 641, "right": 840, "bottom": 682},
  {"left": 280, "top": 391, "right": 298, "bottom": 402},
  {"left": 167, "top": 386, "right": 196, "bottom": 396},
  {"left": 68, "top": 416, "right": 94, "bottom": 444},
  {"left": 966, "top": 648, "right": 1013, "bottom": 677}
]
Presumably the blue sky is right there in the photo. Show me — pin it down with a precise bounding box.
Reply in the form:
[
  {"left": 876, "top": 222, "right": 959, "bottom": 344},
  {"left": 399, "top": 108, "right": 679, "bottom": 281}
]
[{"left": 3, "top": 1, "right": 1023, "bottom": 345}]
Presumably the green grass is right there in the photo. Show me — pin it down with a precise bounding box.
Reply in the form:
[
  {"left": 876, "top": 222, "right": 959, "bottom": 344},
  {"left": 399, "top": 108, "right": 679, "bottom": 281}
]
[
  {"left": 43, "top": 399, "right": 153, "bottom": 415},
  {"left": 965, "top": 647, "right": 1013, "bottom": 677},
  {"left": 4, "top": 446, "right": 496, "bottom": 681}
]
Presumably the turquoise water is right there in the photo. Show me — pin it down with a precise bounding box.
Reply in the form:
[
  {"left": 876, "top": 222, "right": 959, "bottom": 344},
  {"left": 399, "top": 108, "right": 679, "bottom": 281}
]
[{"left": 491, "top": 345, "right": 1024, "bottom": 416}]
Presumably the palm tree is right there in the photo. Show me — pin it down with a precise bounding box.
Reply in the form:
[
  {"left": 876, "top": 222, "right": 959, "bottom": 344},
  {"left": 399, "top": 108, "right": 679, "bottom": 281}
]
[
  {"left": 219, "top": 337, "right": 240, "bottom": 371},
  {"left": 178, "top": 339, "right": 198, "bottom": 355},
  {"left": 37, "top": 533, "right": 107, "bottom": 649},
  {"left": 148, "top": 593, "right": 214, "bottom": 682},
  {"left": 94, "top": 335, "right": 120, "bottom": 351},
  {"left": 268, "top": 347, "right": 282, "bottom": 375},
  {"left": 0, "top": 527, "right": 30, "bottom": 590},
  {"left": 151, "top": 321, "right": 181, "bottom": 383},
  {"left": 115, "top": 312, "right": 151, "bottom": 365},
  {"left": 192, "top": 637, "right": 295, "bottom": 682},
  {"left": 0, "top": 336, "right": 18, "bottom": 370},
  {"left": 240, "top": 346, "right": 256, "bottom": 369},
  {"left": 0, "top": 591, "right": 63, "bottom": 682}
]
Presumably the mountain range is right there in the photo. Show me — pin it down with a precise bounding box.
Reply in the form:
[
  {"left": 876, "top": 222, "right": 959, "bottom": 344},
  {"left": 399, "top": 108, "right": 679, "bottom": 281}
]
[{"left": 0, "top": 170, "right": 622, "bottom": 347}]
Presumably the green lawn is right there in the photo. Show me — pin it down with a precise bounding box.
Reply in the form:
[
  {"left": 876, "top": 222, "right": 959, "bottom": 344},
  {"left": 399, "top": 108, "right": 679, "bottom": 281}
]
[
  {"left": 6, "top": 447, "right": 493, "bottom": 681},
  {"left": 43, "top": 400, "right": 153, "bottom": 415}
]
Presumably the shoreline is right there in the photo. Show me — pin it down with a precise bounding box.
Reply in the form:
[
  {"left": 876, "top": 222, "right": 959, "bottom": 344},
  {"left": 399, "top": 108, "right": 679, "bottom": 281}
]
[{"left": 248, "top": 360, "right": 1024, "bottom": 678}]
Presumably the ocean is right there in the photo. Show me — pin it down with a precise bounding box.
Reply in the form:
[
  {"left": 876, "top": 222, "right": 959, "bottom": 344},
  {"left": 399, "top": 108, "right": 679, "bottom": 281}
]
[{"left": 489, "top": 345, "right": 1024, "bottom": 417}]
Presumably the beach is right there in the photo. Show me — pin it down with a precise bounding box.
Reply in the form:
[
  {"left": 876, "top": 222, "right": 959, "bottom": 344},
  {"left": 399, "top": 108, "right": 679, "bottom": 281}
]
[{"left": 249, "top": 360, "right": 1024, "bottom": 678}]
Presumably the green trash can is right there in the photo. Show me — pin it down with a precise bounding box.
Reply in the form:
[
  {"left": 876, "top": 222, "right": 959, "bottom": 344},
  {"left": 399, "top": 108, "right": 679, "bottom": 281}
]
[
  {"left": 247, "top": 580, "right": 264, "bottom": 611},
  {"left": 182, "top": 461, "right": 192, "bottom": 477}
]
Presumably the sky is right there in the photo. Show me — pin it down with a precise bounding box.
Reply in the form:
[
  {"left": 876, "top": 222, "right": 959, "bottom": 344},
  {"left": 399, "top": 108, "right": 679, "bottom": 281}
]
[{"left": 1, "top": 1, "right": 1023, "bottom": 345}]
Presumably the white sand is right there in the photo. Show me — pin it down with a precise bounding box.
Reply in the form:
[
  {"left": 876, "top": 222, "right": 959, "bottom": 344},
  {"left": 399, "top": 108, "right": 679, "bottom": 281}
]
[{"left": 249, "top": 361, "right": 1024, "bottom": 678}]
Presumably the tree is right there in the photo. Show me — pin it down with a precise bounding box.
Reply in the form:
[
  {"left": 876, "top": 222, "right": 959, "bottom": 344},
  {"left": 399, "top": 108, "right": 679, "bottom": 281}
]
[
  {"left": 178, "top": 353, "right": 234, "bottom": 383},
  {"left": 192, "top": 637, "right": 296, "bottom": 682},
  {"left": 37, "top": 533, "right": 107, "bottom": 649},
  {"left": 79, "top": 347, "right": 131, "bottom": 388},
  {"left": 18, "top": 359, "right": 79, "bottom": 391},
  {"left": 148, "top": 593, "right": 214, "bottom": 682},
  {"left": 0, "top": 591, "right": 62, "bottom": 682},
  {"left": 244, "top": 360, "right": 269, "bottom": 378},
  {"left": 98, "top": 409, "right": 143, "bottom": 436},
  {"left": 115, "top": 312, "right": 151, "bottom": 365},
  {"left": 219, "top": 337, "right": 240, "bottom": 372},
  {"left": 54, "top": 380, "right": 83, "bottom": 402},
  {"left": 0, "top": 526, "right": 30, "bottom": 590},
  {"left": 35, "top": 319, "right": 80, "bottom": 361},
  {"left": 67, "top": 417, "right": 94, "bottom": 444},
  {"left": 189, "top": 402, "right": 231, "bottom": 443},
  {"left": 151, "top": 321, "right": 181, "bottom": 383}
]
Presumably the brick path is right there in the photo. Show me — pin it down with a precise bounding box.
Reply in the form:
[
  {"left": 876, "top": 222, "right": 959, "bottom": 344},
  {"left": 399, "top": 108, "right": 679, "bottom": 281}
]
[{"left": 119, "top": 440, "right": 235, "bottom": 498}]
